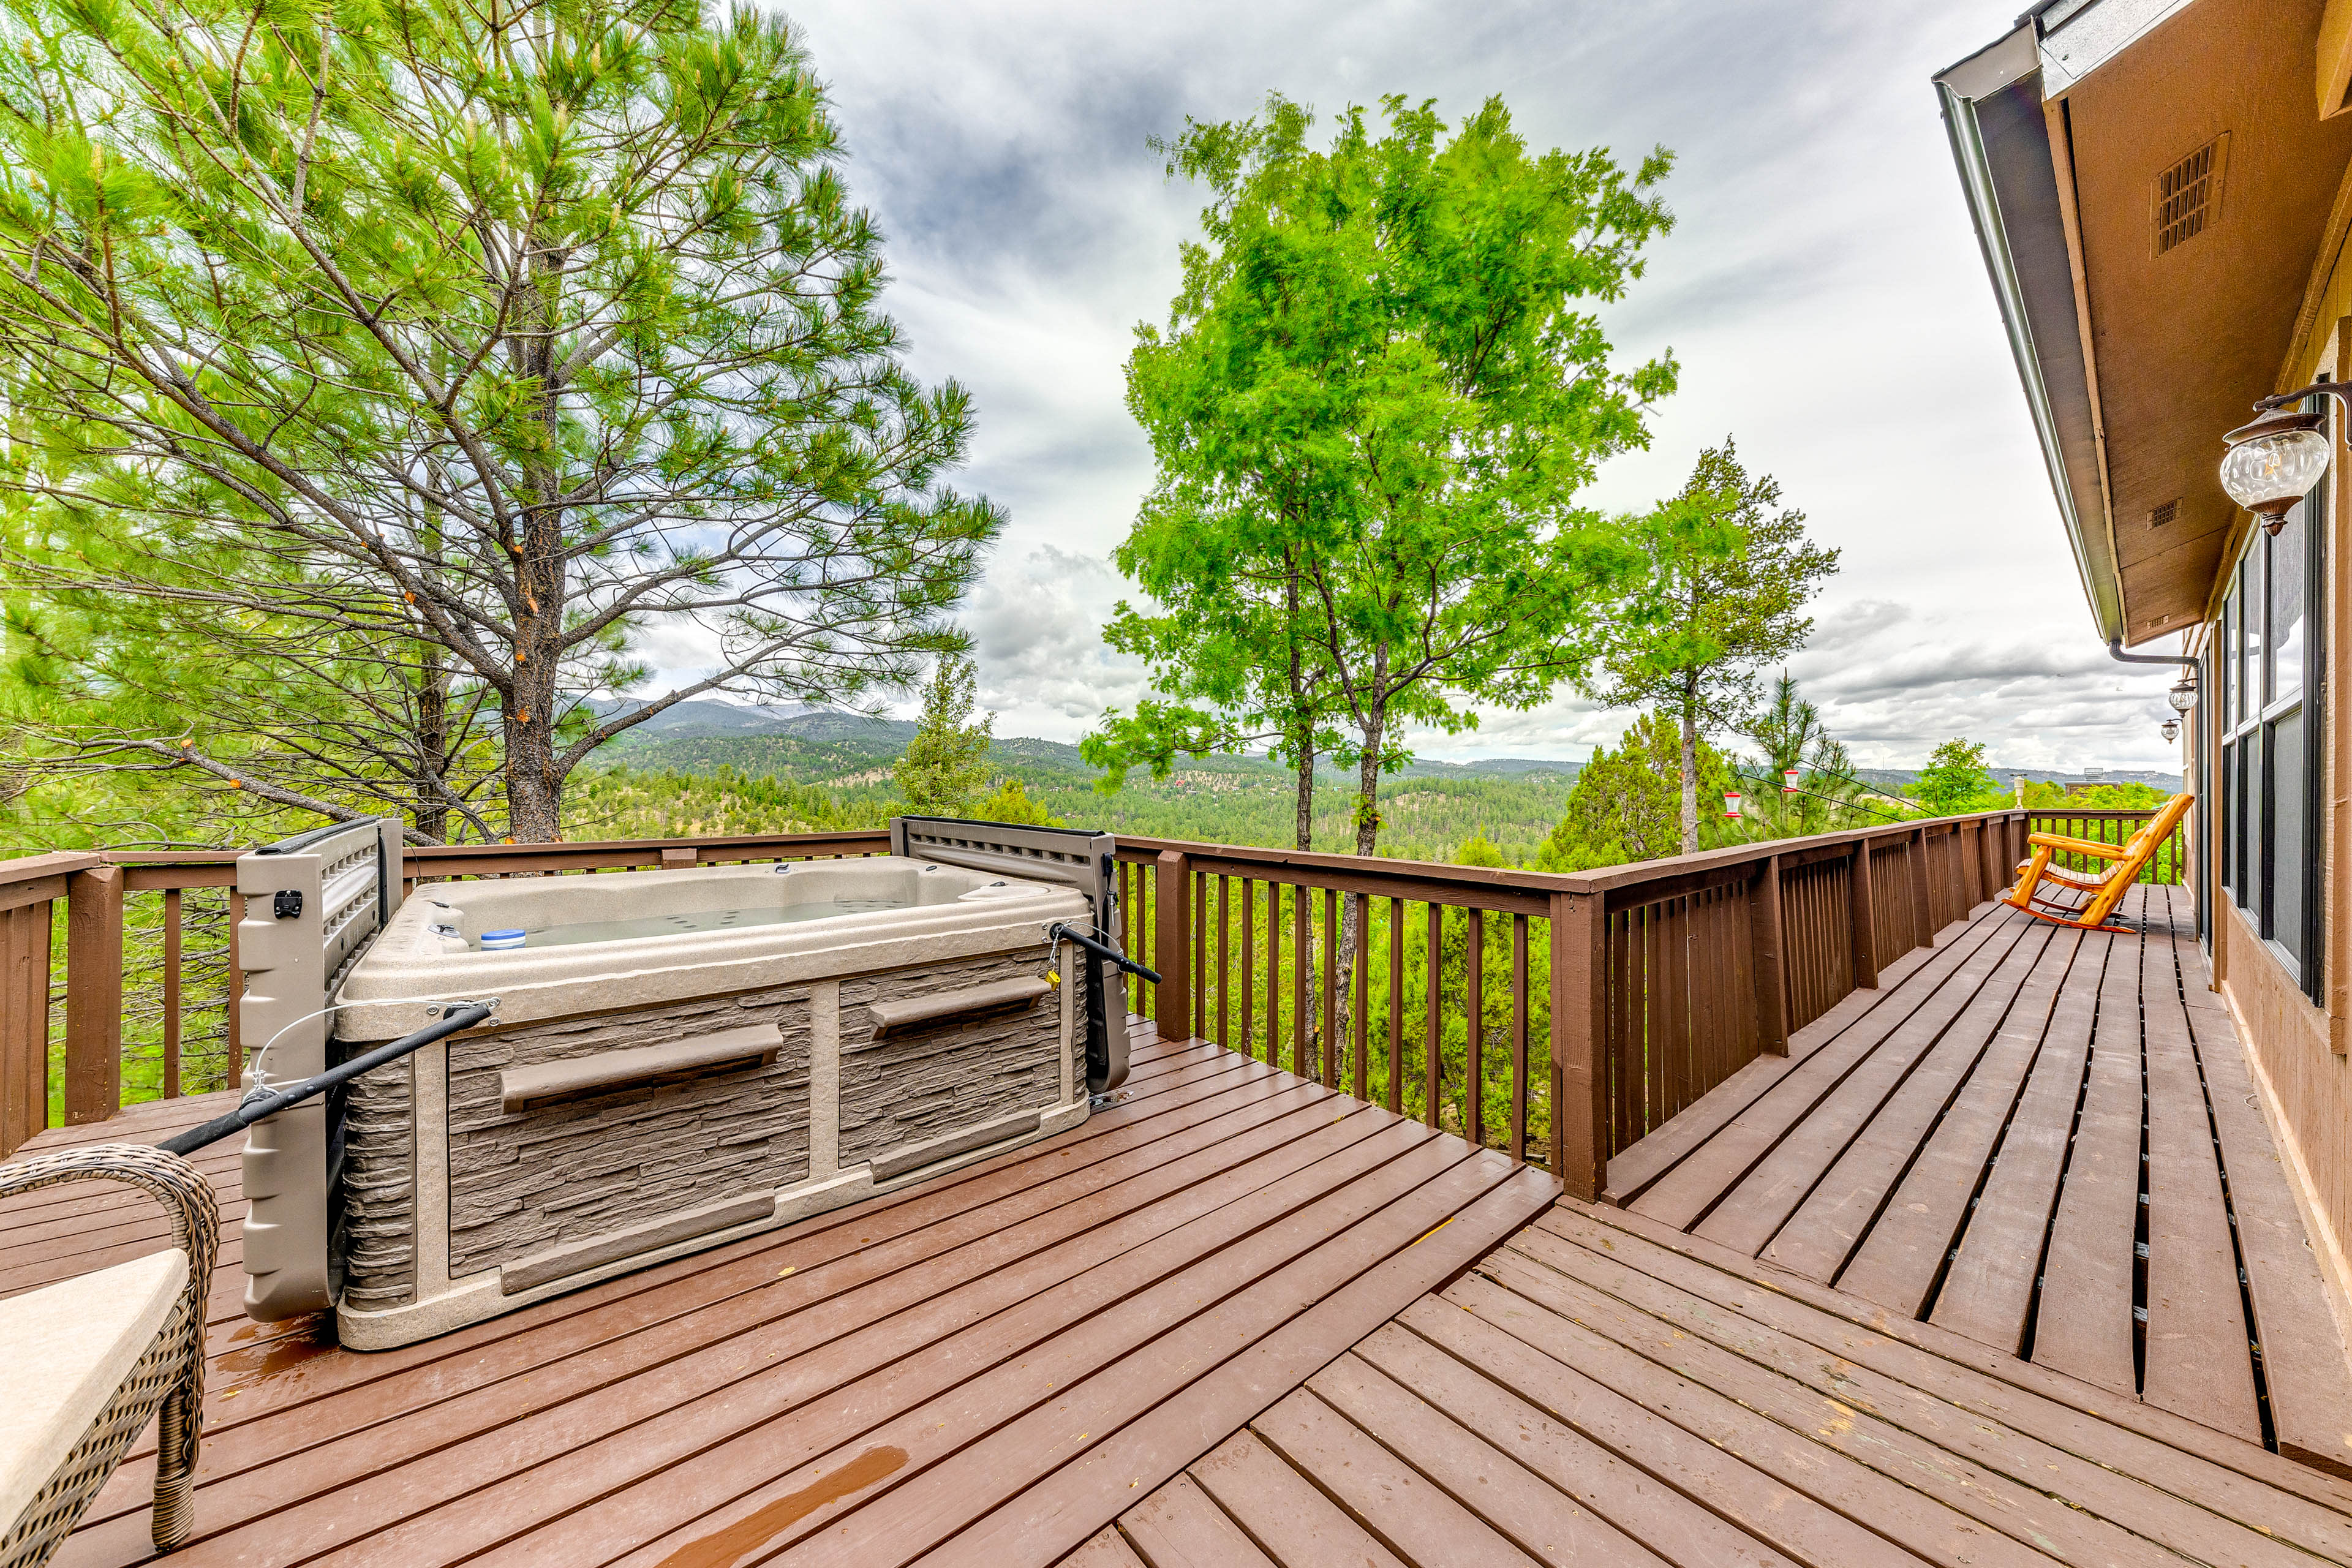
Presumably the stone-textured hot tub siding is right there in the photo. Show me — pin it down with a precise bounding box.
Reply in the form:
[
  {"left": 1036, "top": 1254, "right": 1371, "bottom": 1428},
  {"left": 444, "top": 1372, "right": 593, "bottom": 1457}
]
[
  {"left": 839, "top": 951, "right": 1066, "bottom": 1169},
  {"left": 339, "top": 1057, "right": 417, "bottom": 1310},
  {"left": 445, "top": 987, "right": 814, "bottom": 1278}
]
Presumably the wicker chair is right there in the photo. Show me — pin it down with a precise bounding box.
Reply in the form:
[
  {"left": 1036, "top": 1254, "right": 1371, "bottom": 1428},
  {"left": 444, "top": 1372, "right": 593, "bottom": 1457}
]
[{"left": 0, "top": 1145, "right": 217, "bottom": 1565}]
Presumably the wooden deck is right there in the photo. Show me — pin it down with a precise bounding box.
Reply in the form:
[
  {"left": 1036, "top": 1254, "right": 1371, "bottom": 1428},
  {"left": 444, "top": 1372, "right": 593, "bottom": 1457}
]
[
  {"left": 15, "top": 891, "right": 2352, "bottom": 1568},
  {"left": 1, "top": 1022, "right": 1552, "bottom": 1567},
  {"left": 1077, "top": 1193, "right": 2352, "bottom": 1568},
  {"left": 1602, "top": 883, "right": 2352, "bottom": 1474}
]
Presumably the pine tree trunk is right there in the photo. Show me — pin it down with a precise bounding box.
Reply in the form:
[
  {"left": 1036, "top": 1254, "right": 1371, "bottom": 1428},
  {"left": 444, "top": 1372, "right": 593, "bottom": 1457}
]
[
  {"left": 416, "top": 650, "right": 451, "bottom": 845},
  {"left": 1679, "top": 695, "right": 1700, "bottom": 858}
]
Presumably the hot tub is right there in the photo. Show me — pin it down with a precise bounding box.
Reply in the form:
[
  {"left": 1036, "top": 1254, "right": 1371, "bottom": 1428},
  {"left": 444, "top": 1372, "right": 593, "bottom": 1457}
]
[{"left": 232, "top": 818, "right": 1129, "bottom": 1349}]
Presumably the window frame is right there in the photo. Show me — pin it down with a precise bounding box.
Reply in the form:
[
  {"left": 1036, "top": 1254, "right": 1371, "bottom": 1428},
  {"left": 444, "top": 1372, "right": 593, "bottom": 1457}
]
[{"left": 2217, "top": 396, "right": 2328, "bottom": 1003}]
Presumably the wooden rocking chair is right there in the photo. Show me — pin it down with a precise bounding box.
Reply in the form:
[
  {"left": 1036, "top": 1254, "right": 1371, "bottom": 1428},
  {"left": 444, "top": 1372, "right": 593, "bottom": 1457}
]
[{"left": 2005, "top": 791, "right": 2193, "bottom": 933}]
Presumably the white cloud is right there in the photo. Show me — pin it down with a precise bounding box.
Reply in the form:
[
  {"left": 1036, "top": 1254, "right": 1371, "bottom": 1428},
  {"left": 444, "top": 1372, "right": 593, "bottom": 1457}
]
[{"left": 619, "top": 0, "right": 2186, "bottom": 775}]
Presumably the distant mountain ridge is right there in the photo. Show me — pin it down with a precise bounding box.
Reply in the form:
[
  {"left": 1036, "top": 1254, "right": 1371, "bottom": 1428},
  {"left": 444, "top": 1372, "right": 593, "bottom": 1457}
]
[{"left": 586, "top": 699, "right": 2179, "bottom": 793}]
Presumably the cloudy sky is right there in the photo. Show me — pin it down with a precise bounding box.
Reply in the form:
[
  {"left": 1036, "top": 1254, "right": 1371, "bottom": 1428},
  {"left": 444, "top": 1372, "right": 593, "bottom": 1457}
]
[{"left": 647, "top": 0, "right": 2193, "bottom": 774}]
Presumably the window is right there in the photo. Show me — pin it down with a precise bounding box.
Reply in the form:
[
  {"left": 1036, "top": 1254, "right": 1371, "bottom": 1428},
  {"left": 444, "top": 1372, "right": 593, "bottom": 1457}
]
[{"left": 2219, "top": 448, "right": 2326, "bottom": 1001}]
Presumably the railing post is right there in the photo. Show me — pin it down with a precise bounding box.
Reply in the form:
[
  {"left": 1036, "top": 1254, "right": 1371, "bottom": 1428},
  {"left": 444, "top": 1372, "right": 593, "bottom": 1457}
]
[
  {"left": 1552, "top": 889, "right": 1607, "bottom": 1200},
  {"left": 1909, "top": 827, "right": 1933, "bottom": 949},
  {"left": 1154, "top": 851, "right": 1193, "bottom": 1043},
  {"left": 1960, "top": 819, "right": 1983, "bottom": 907},
  {"left": 1849, "top": 839, "right": 1880, "bottom": 991},
  {"left": 64, "top": 864, "right": 124, "bottom": 1125},
  {"left": 1751, "top": 855, "right": 1789, "bottom": 1055}
]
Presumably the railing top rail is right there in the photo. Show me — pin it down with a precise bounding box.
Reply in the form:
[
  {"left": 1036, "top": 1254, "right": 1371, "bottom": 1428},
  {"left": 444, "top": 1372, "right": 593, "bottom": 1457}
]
[
  {"left": 1114, "top": 810, "right": 2027, "bottom": 904},
  {"left": 0, "top": 849, "right": 105, "bottom": 884},
  {"left": 2024, "top": 808, "right": 2166, "bottom": 819}
]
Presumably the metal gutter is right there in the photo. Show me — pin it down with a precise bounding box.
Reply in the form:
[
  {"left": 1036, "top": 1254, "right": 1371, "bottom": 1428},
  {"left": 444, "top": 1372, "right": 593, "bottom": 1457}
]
[{"left": 1935, "top": 26, "right": 2125, "bottom": 642}]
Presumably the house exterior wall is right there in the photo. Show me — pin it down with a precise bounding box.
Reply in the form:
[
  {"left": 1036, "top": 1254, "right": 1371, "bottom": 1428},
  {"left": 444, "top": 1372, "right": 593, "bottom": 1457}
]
[{"left": 2203, "top": 311, "right": 2352, "bottom": 1297}]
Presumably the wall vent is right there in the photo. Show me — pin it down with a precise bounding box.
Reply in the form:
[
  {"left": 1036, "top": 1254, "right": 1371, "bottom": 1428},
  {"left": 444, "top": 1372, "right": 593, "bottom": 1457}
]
[
  {"left": 2154, "top": 137, "right": 2226, "bottom": 255},
  {"left": 2147, "top": 499, "right": 2179, "bottom": 527}
]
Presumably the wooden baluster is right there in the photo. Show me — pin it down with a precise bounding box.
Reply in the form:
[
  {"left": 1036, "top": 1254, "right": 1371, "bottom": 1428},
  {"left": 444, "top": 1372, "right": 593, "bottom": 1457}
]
[
  {"left": 1386, "top": 898, "right": 1404, "bottom": 1114},
  {"left": 227, "top": 889, "right": 244, "bottom": 1069},
  {"left": 1909, "top": 828, "right": 1932, "bottom": 950},
  {"left": 1422, "top": 903, "right": 1442, "bottom": 1129},
  {"left": 1849, "top": 838, "right": 1879, "bottom": 990},
  {"left": 1466, "top": 906, "right": 1484, "bottom": 1148},
  {"left": 1293, "top": 884, "right": 1311, "bottom": 1080},
  {"left": 1216, "top": 875, "right": 1231, "bottom": 1049},
  {"left": 1511, "top": 914, "right": 1530, "bottom": 1164},
  {"left": 1266, "top": 878, "right": 1281, "bottom": 1068},
  {"left": 163, "top": 887, "right": 183, "bottom": 1099},
  {"left": 1352, "top": 892, "right": 1370, "bottom": 1102},
  {"left": 1155, "top": 851, "right": 1191, "bottom": 1043},
  {"left": 1553, "top": 890, "right": 1607, "bottom": 1196},
  {"left": 1751, "top": 855, "right": 1789, "bottom": 1055},
  {"left": 1240, "top": 880, "right": 1256, "bottom": 1059},
  {"left": 1321, "top": 888, "right": 1338, "bottom": 1089},
  {"left": 1192, "top": 869, "right": 1207, "bottom": 1040},
  {"left": 64, "top": 864, "right": 125, "bottom": 1125}
]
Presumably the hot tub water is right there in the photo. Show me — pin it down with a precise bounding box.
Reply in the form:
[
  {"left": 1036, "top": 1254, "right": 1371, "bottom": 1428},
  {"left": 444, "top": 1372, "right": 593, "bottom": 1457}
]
[{"left": 469, "top": 896, "right": 912, "bottom": 949}]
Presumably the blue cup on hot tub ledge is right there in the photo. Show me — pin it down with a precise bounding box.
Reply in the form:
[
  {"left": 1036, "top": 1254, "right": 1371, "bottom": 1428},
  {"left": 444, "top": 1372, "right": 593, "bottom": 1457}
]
[{"left": 479, "top": 928, "right": 527, "bottom": 951}]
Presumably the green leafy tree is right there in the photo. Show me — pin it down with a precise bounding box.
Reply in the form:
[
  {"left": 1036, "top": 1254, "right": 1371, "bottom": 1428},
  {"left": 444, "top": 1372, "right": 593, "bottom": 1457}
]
[
  {"left": 973, "top": 777, "right": 1063, "bottom": 827},
  {"left": 1101, "top": 92, "right": 1681, "bottom": 865},
  {"left": 1535, "top": 713, "right": 1738, "bottom": 871},
  {"left": 1588, "top": 440, "right": 1838, "bottom": 856},
  {"left": 0, "top": 0, "right": 998, "bottom": 841},
  {"left": 894, "top": 657, "right": 992, "bottom": 817},
  {"left": 1910, "top": 739, "right": 2003, "bottom": 815}
]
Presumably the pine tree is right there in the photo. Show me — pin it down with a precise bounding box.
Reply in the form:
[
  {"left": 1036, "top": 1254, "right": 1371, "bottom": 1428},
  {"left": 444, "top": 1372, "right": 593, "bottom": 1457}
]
[
  {"left": 0, "top": 1, "right": 997, "bottom": 841},
  {"left": 1588, "top": 440, "right": 1838, "bottom": 855},
  {"left": 894, "top": 658, "right": 993, "bottom": 818}
]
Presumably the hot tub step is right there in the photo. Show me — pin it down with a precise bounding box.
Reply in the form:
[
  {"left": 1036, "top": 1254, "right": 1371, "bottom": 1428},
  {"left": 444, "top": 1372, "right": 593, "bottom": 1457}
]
[
  {"left": 499, "top": 1191, "right": 778, "bottom": 1295},
  {"left": 862, "top": 976, "right": 1051, "bottom": 1039},
  {"left": 497, "top": 1023, "right": 783, "bottom": 1112},
  {"left": 869, "top": 1108, "right": 1046, "bottom": 1182}
]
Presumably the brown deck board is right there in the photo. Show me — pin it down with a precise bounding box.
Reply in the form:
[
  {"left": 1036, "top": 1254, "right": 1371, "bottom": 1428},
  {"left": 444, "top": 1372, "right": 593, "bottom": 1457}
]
[
  {"left": 1690, "top": 911, "right": 2039, "bottom": 1255},
  {"left": 11, "top": 1023, "right": 1552, "bottom": 1568},
  {"left": 1833, "top": 925, "right": 2085, "bottom": 1314},
  {"left": 23, "top": 899, "right": 2352, "bottom": 1567},
  {"left": 1181, "top": 1429, "right": 1409, "bottom": 1567},
  {"left": 1600, "top": 886, "right": 2352, "bottom": 1484},
  {"left": 2029, "top": 899, "right": 2144, "bottom": 1396},
  {"left": 1248, "top": 1390, "right": 1550, "bottom": 1568},
  {"left": 2136, "top": 888, "right": 2261, "bottom": 1442},
  {"left": 1927, "top": 927, "right": 2114, "bottom": 1350},
  {"left": 2187, "top": 937, "right": 2352, "bottom": 1477},
  {"left": 1758, "top": 921, "right": 2063, "bottom": 1281},
  {"left": 1114, "top": 1191, "right": 2346, "bottom": 1568},
  {"left": 78, "top": 1084, "right": 1391, "bottom": 1560},
  {"left": 1114, "top": 1473, "right": 1277, "bottom": 1567},
  {"left": 1624, "top": 909, "right": 2017, "bottom": 1225}
]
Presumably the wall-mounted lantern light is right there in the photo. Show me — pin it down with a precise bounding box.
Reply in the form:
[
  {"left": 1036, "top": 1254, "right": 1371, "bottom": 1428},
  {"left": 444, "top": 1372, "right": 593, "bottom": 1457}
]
[
  {"left": 2166, "top": 674, "right": 2196, "bottom": 713},
  {"left": 2222, "top": 380, "right": 2345, "bottom": 534},
  {"left": 2161, "top": 718, "right": 2179, "bottom": 744}
]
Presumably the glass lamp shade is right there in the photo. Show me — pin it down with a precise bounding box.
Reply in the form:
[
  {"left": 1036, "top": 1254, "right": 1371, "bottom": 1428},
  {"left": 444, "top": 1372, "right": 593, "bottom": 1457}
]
[
  {"left": 2161, "top": 720, "right": 2179, "bottom": 743},
  {"left": 2219, "top": 426, "right": 2330, "bottom": 513},
  {"left": 2166, "top": 677, "right": 2196, "bottom": 713}
]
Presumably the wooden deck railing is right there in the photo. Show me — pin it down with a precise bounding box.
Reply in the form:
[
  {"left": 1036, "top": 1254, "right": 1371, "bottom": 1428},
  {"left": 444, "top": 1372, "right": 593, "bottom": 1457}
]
[
  {"left": 1114, "top": 812, "right": 2041, "bottom": 1197},
  {"left": 7, "top": 808, "right": 2178, "bottom": 1193}
]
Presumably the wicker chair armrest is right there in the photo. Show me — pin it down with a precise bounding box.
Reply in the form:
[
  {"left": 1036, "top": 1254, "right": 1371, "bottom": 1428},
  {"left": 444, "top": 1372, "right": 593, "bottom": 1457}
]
[{"left": 0, "top": 1145, "right": 217, "bottom": 1559}]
